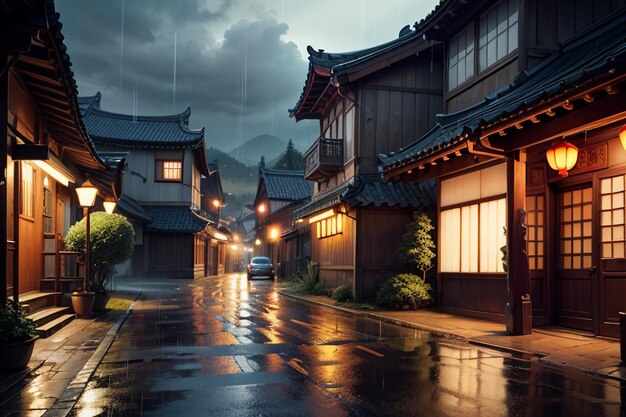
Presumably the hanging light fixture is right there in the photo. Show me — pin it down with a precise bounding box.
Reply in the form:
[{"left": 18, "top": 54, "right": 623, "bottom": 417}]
[
  {"left": 546, "top": 140, "right": 579, "bottom": 177},
  {"left": 619, "top": 124, "right": 626, "bottom": 150}
]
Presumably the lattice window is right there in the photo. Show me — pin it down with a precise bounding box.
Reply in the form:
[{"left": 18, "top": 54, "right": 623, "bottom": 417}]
[
  {"left": 448, "top": 24, "right": 475, "bottom": 90},
  {"left": 20, "top": 162, "right": 34, "bottom": 218},
  {"left": 316, "top": 214, "right": 343, "bottom": 239},
  {"left": 526, "top": 195, "right": 544, "bottom": 270},
  {"left": 560, "top": 188, "right": 593, "bottom": 269},
  {"left": 156, "top": 160, "right": 182, "bottom": 182},
  {"left": 43, "top": 187, "right": 53, "bottom": 234},
  {"left": 600, "top": 174, "right": 626, "bottom": 259},
  {"left": 478, "top": 0, "right": 518, "bottom": 71}
]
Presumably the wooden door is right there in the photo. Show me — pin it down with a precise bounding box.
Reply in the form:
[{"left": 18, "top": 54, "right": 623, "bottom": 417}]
[
  {"left": 556, "top": 185, "right": 595, "bottom": 331},
  {"left": 597, "top": 171, "right": 626, "bottom": 337}
]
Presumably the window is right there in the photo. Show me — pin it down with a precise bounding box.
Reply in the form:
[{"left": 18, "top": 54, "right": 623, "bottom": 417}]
[
  {"left": 43, "top": 186, "right": 53, "bottom": 234},
  {"left": 316, "top": 214, "right": 343, "bottom": 239},
  {"left": 560, "top": 188, "right": 593, "bottom": 269},
  {"left": 600, "top": 175, "right": 625, "bottom": 259},
  {"left": 526, "top": 195, "right": 545, "bottom": 270},
  {"left": 478, "top": 0, "right": 518, "bottom": 71},
  {"left": 440, "top": 197, "right": 506, "bottom": 273},
  {"left": 448, "top": 24, "right": 474, "bottom": 90},
  {"left": 345, "top": 107, "right": 355, "bottom": 161},
  {"left": 156, "top": 160, "right": 182, "bottom": 182},
  {"left": 20, "top": 162, "right": 34, "bottom": 218}
]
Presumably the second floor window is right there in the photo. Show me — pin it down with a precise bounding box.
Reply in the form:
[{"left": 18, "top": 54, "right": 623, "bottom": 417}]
[
  {"left": 448, "top": 25, "right": 474, "bottom": 90},
  {"left": 156, "top": 160, "right": 182, "bottom": 182},
  {"left": 479, "top": 0, "right": 518, "bottom": 71}
]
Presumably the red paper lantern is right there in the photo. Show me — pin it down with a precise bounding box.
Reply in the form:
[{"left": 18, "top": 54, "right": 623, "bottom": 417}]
[{"left": 546, "top": 141, "right": 578, "bottom": 177}]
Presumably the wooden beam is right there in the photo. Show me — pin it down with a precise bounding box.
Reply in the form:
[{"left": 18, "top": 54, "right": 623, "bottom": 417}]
[
  {"left": 506, "top": 152, "right": 531, "bottom": 335},
  {"left": 493, "top": 91, "right": 626, "bottom": 152},
  {"left": 15, "top": 67, "right": 63, "bottom": 87},
  {"left": 382, "top": 142, "right": 467, "bottom": 179},
  {"left": 394, "top": 152, "right": 494, "bottom": 180}
]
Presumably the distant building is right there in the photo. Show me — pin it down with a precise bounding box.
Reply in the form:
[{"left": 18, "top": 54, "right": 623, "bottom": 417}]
[
  {"left": 79, "top": 93, "right": 226, "bottom": 278},
  {"left": 253, "top": 161, "right": 313, "bottom": 278}
]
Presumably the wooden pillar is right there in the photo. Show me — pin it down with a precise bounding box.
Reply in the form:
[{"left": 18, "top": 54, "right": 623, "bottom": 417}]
[
  {"left": 507, "top": 151, "right": 532, "bottom": 335},
  {"left": 0, "top": 50, "right": 7, "bottom": 307}
]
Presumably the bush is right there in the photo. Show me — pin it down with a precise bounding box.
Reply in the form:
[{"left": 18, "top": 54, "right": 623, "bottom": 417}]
[
  {"left": 288, "top": 261, "right": 327, "bottom": 295},
  {"left": 65, "top": 212, "right": 134, "bottom": 292},
  {"left": 376, "top": 273, "right": 433, "bottom": 309},
  {"left": 0, "top": 300, "right": 36, "bottom": 343},
  {"left": 331, "top": 285, "right": 352, "bottom": 302}
]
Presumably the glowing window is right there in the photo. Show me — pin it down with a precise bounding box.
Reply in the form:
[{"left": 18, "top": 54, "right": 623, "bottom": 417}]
[
  {"left": 316, "top": 214, "right": 343, "bottom": 239},
  {"left": 441, "top": 197, "right": 506, "bottom": 273},
  {"left": 20, "top": 162, "right": 34, "bottom": 218},
  {"left": 156, "top": 160, "right": 182, "bottom": 182}
]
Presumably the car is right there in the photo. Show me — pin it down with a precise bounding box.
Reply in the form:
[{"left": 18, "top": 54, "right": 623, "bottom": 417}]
[{"left": 247, "top": 256, "right": 275, "bottom": 280}]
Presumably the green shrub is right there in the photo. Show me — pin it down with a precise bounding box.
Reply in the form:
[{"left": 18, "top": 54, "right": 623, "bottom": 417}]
[
  {"left": 397, "top": 212, "right": 436, "bottom": 281},
  {"left": 0, "top": 300, "right": 37, "bottom": 343},
  {"left": 288, "top": 261, "right": 327, "bottom": 295},
  {"left": 65, "top": 212, "right": 134, "bottom": 292},
  {"left": 331, "top": 285, "right": 352, "bottom": 302},
  {"left": 376, "top": 273, "right": 433, "bottom": 309}
]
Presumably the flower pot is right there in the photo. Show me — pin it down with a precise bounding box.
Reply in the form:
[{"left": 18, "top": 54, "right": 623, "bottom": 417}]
[
  {"left": 71, "top": 292, "right": 95, "bottom": 317},
  {"left": 0, "top": 337, "right": 37, "bottom": 371},
  {"left": 93, "top": 292, "right": 111, "bottom": 313}
]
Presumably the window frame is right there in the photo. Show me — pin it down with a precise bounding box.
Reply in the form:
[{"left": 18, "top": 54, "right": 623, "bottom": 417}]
[
  {"left": 322, "top": 98, "right": 356, "bottom": 164},
  {"left": 446, "top": 0, "right": 518, "bottom": 93},
  {"left": 155, "top": 159, "right": 183, "bottom": 183},
  {"left": 20, "top": 161, "right": 35, "bottom": 220},
  {"left": 440, "top": 194, "right": 507, "bottom": 274}
]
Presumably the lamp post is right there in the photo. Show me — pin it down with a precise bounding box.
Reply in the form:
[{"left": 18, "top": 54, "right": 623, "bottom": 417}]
[
  {"left": 103, "top": 199, "right": 116, "bottom": 214},
  {"left": 75, "top": 178, "right": 98, "bottom": 292}
]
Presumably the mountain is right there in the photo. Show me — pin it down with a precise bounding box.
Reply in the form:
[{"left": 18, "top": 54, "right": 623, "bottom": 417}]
[
  {"left": 206, "top": 147, "right": 258, "bottom": 218},
  {"left": 227, "top": 134, "right": 287, "bottom": 166}
]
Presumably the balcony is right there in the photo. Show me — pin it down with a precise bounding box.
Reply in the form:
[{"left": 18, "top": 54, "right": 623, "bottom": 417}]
[{"left": 303, "top": 137, "right": 343, "bottom": 181}]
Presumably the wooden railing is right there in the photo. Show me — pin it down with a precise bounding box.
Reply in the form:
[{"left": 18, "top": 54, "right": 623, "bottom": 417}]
[
  {"left": 303, "top": 137, "right": 344, "bottom": 181},
  {"left": 42, "top": 250, "right": 83, "bottom": 293}
]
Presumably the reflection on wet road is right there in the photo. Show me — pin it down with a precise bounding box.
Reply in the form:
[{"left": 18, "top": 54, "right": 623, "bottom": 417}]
[{"left": 69, "top": 274, "right": 624, "bottom": 416}]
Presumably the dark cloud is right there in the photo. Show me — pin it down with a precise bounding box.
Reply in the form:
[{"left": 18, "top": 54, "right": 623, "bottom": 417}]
[{"left": 56, "top": 0, "right": 316, "bottom": 151}]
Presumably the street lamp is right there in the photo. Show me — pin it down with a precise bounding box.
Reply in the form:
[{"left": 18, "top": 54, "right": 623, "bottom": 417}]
[
  {"left": 103, "top": 199, "right": 116, "bottom": 214},
  {"left": 75, "top": 178, "right": 98, "bottom": 292}
]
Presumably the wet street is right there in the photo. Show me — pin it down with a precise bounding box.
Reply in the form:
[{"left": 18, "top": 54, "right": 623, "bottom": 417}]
[{"left": 68, "top": 274, "right": 624, "bottom": 417}]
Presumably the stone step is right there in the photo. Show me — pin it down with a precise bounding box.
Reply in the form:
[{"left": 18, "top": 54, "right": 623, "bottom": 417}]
[
  {"left": 16, "top": 292, "right": 61, "bottom": 314},
  {"left": 35, "top": 313, "right": 76, "bottom": 338},
  {"left": 27, "top": 306, "right": 72, "bottom": 328}
]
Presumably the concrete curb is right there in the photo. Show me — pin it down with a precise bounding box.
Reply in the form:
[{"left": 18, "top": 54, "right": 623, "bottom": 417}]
[
  {"left": 279, "top": 290, "right": 626, "bottom": 382},
  {"left": 42, "top": 292, "right": 142, "bottom": 417}
]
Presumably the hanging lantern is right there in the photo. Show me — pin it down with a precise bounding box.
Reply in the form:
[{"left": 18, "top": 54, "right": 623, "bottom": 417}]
[
  {"left": 619, "top": 124, "right": 626, "bottom": 151},
  {"left": 546, "top": 141, "right": 578, "bottom": 177}
]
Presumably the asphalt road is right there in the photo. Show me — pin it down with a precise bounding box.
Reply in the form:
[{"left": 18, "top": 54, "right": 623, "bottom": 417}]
[{"left": 68, "top": 274, "right": 624, "bottom": 417}]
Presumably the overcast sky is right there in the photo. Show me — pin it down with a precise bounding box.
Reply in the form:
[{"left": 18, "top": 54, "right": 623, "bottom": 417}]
[{"left": 56, "top": 0, "right": 440, "bottom": 152}]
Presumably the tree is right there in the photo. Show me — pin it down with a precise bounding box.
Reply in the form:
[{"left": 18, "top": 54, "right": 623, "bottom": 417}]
[
  {"left": 397, "top": 212, "right": 436, "bottom": 281},
  {"left": 273, "top": 139, "right": 304, "bottom": 170},
  {"left": 65, "top": 212, "right": 134, "bottom": 292}
]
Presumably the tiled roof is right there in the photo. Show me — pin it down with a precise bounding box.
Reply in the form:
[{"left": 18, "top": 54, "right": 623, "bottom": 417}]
[
  {"left": 294, "top": 176, "right": 436, "bottom": 219},
  {"left": 79, "top": 92, "right": 204, "bottom": 148},
  {"left": 143, "top": 206, "right": 210, "bottom": 233},
  {"left": 381, "top": 14, "right": 626, "bottom": 172},
  {"left": 116, "top": 195, "right": 152, "bottom": 223},
  {"left": 290, "top": 27, "right": 420, "bottom": 120},
  {"left": 260, "top": 166, "right": 313, "bottom": 201}
]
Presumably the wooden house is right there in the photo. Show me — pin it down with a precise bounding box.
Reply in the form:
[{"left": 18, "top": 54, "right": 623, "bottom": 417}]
[
  {"left": 78, "top": 93, "right": 225, "bottom": 279},
  {"left": 381, "top": 0, "right": 626, "bottom": 337},
  {"left": 290, "top": 27, "right": 439, "bottom": 300},
  {"left": 200, "top": 163, "right": 228, "bottom": 275},
  {"left": 1, "top": 0, "right": 123, "bottom": 333},
  {"left": 253, "top": 162, "right": 313, "bottom": 278}
]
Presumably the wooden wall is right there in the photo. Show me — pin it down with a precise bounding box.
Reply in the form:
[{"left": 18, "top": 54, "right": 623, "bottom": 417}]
[
  {"left": 358, "top": 51, "right": 444, "bottom": 173},
  {"left": 439, "top": 274, "right": 507, "bottom": 321},
  {"left": 312, "top": 212, "right": 355, "bottom": 291},
  {"left": 356, "top": 207, "right": 414, "bottom": 301},
  {"left": 146, "top": 233, "right": 194, "bottom": 278},
  {"left": 525, "top": 0, "right": 625, "bottom": 69}
]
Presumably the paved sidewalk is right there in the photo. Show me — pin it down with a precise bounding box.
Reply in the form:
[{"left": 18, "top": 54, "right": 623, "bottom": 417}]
[
  {"left": 0, "top": 291, "right": 139, "bottom": 417},
  {"left": 280, "top": 292, "right": 626, "bottom": 383}
]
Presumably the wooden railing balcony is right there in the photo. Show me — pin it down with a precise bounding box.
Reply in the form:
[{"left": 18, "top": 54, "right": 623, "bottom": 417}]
[{"left": 303, "top": 137, "right": 344, "bottom": 181}]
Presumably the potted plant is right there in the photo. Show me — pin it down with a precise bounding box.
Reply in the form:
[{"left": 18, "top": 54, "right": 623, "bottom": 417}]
[
  {"left": 65, "top": 212, "right": 134, "bottom": 313},
  {"left": 0, "top": 300, "right": 38, "bottom": 370}
]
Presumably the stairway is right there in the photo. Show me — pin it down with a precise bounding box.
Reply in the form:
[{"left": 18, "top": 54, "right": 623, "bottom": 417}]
[{"left": 18, "top": 292, "right": 76, "bottom": 338}]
